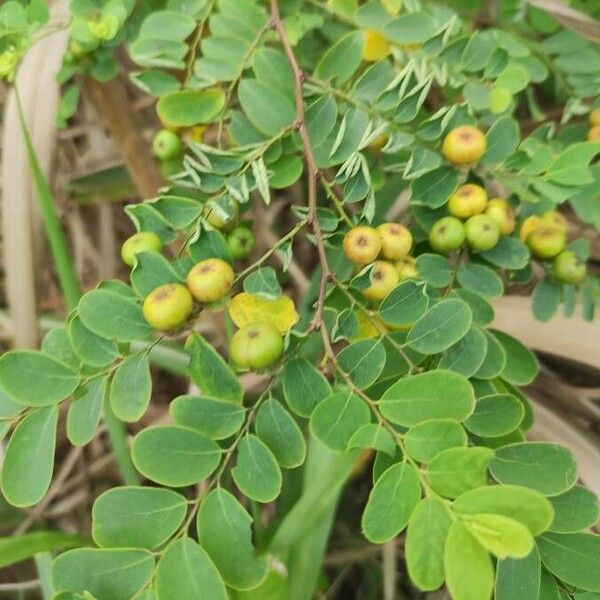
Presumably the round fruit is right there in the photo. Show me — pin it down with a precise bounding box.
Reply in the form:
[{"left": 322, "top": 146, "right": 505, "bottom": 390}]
[
  {"left": 227, "top": 226, "right": 256, "bottom": 260},
  {"left": 589, "top": 109, "right": 600, "bottom": 126},
  {"left": 485, "top": 198, "right": 515, "bottom": 235},
  {"left": 229, "top": 322, "right": 283, "bottom": 369},
  {"left": 429, "top": 217, "right": 466, "bottom": 254},
  {"left": 187, "top": 258, "right": 234, "bottom": 303},
  {"left": 519, "top": 215, "right": 543, "bottom": 242},
  {"left": 442, "top": 125, "right": 486, "bottom": 165},
  {"left": 204, "top": 200, "right": 239, "bottom": 231},
  {"left": 448, "top": 184, "right": 488, "bottom": 219},
  {"left": 376, "top": 223, "right": 412, "bottom": 260},
  {"left": 587, "top": 126, "right": 600, "bottom": 141},
  {"left": 526, "top": 226, "right": 566, "bottom": 259},
  {"left": 395, "top": 256, "right": 419, "bottom": 280},
  {"left": 343, "top": 226, "right": 382, "bottom": 265},
  {"left": 143, "top": 284, "right": 193, "bottom": 331},
  {"left": 362, "top": 261, "right": 399, "bottom": 301},
  {"left": 121, "top": 231, "right": 162, "bottom": 267},
  {"left": 152, "top": 129, "right": 182, "bottom": 161},
  {"left": 465, "top": 214, "right": 500, "bottom": 251},
  {"left": 541, "top": 210, "right": 568, "bottom": 232},
  {"left": 362, "top": 30, "right": 391, "bottom": 62},
  {"left": 553, "top": 251, "right": 587, "bottom": 284}
]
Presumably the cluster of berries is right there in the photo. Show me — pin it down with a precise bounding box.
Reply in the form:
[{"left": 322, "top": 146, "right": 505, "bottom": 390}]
[
  {"left": 343, "top": 223, "right": 416, "bottom": 301},
  {"left": 119, "top": 202, "right": 283, "bottom": 370},
  {"left": 587, "top": 109, "right": 600, "bottom": 141}
]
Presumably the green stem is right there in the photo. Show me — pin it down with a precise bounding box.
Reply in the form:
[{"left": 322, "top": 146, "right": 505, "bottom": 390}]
[
  {"left": 103, "top": 400, "right": 140, "bottom": 486},
  {"left": 33, "top": 552, "right": 54, "bottom": 599},
  {"left": 15, "top": 86, "right": 81, "bottom": 312}
]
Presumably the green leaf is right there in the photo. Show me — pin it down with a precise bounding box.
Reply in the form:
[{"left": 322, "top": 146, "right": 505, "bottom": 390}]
[
  {"left": 130, "top": 70, "right": 181, "bottom": 96},
  {"left": 452, "top": 484, "right": 554, "bottom": 536},
  {"left": 474, "top": 330, "right": 507, "bottom": 379},
  {"left": 109, "top": 354, "right": 152, "bottom": 422},
  {"left": 415, "top": 253, "right": 452, "bottom": 288},
  {"left": 188, "top": 228, "right": 233, "bottom": 264},
  {"left": 465, "top": 513, "right": 534, "bottom": 559},
  {"left": 444, "top": 521, "right": 494, "bottom": 600},
  {"left": 379, "top": 281, "right": 429, "bottom": 328},
  {"left": 407, "top": 299, "right": 472, "bottom": 354},
  {"left": 495, "top": 548, "right": 541, "bottom": 600},
  {"left": 549, "top": 486, "right": 599, "bottom": 533},
  {"left": 0, "top": 351, "right": 79, "bottom": 407},
  {"left": 157, "top": 89, "right": 226, "bottom": 127},
  {"left": 130, "top": 251, "right": 182, "bottom": 298},
  {"left": 255, "top": 398, "right": 306, "bottom": 468},
  {"left": 489, "top": 442, "right": 577, "bottom": 496},
  {"left": 1, "top": 406, "right": 58, "bottom": 507},
  {"left": 532, "top": 279, "right": 561, "bottom": 322},
  {"left": 405, "top": 419, "right": 467, "bottom": 463},
  {"left": 315, "top": 31, "right": 364, "bottom": 84},
  {"left": 41, "top": 327, "right": 80, "bottom": 370},
  {"left": 68, "top": 316, "right": 118, "bottom": 368},
  {"left": 269, "top": 154, "right": 304, "bottom": 189},
  {"left": 379, "top": 370, "right": 475, "bottom": 426},
  {"left": 457, "top": 263, "right": 504, "bottom": 299},
  {"left": 482, "top": 116, "right": 520, "bottom": 165},
  {"left": 347, "top": 424, "right": 396, "bottom": 456},
  {"left": 253, "top": 47, "right": 294, "bottom": 96},
  {"left": 232, "top": 434, "right": 282, "bottom": 503},
  {"left": 131, "top": 425, "right": 221, "bottom": 487},
  {"left": 464, "top": 394, "right": 524, "bottom": 438},
  {"left": 197, "top": 488, "right": 268, "bottom": 590},
  {"left": 337, "top": 339, "right": 386, "bottom": 389},
  {"left": 306, "top": 95, "right": 338, "bottom": 148},
  {"left": 92, "top": 486, "right": 187, "bottom": 550},
  {"left": 310, "top": 390, "right": 370, "bottom": 451},
  {"left": 410, "top": 167, "right": 460, "bottom": 209},
  {"left": 491, "top": 329, "right": 539, "bottom": 385},
  {"left": 78, "top": 289, "right": 152, "bottom": 342},
  {"left": 547, "top": 142, "right": 600, "bottom": 186},
  {"left": 481, "top": 237, "right": 530, "bottom": 270},
  {"left": 406, "top": 497, "right": 452, "bottom": 591},
  {"left": 52, "top": 548, "right": 154, "bottom": 600},
  {"left": 155, "top": 538, "right": 227, "bottom": 600},
  {"left": 67, "top": 377, "right": 106, "bottom": 446},
  {"left": 0, "top": 531, "right": 87, "bottom": 569},
  {"left": 438, "top": 328, "right": 488, "bottom": 377},
  {"left": 362, "top": 463, "right": 421, "bottom": 543},
  {"left": 427, "top": 447, "right": 494, "bottom": 498},
  {"left": 243, "top": 267, "right": 282, "bottom": 300},
  {"left": 384, "top": 12, "right": 439, "bottom": 44},
  {"left": 238, "top": 79, "right": 295, "bottom": 136},
  {"left": 281, "top": 357, "right": 331, "bottom": 417},
  {"left": 170, "top": 395, "right": 245, "bottom": 440},
  {"left": 186, "top": 333, "right": 243, "bottom": 403},
  {"left": 538, "top": 532, "right": 600, "bottom": 592}
]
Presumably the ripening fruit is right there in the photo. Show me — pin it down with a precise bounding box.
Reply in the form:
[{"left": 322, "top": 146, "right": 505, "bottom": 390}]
[
  {"left": 519, "top": 215, "right": 543, "bottom": 242},
  {"left": 553, "top": 251, "right": 587, "bottom": 284},
  {"left": 526, "top": 226, "right": 566, "bottom": 259},
  {"left": 343, "top": 226, "right": 382, "bottom": 265},
  {"left": 485, "top": 198, "right": 515, "bottom": 235},
  {"left": 121, "top": 231, "right": 162, "bottom": 266},
  {"left": 152, "top": 129, "right": 182, "bottom": 161},
  {"left": 187, "top": 258, "right": 234, "bottom": 303},
  {"left": 429, "top": 217, "right": 466, "bottom": 254},
  {"left": 465, "top": 214, "right": 500, "bottom": 251},
  {"left": 587, "top": 126, "right": 600, "bottom": 141},
  {"left": 361, "top": 261, "right": 399, "bottom": 301},
  {"left": 227, "top": 226, "right": 256, "bottom": 260},
  {"left": 376, "top": 223, "right": 412, "bottom": 260},
  {"left": 229, "top": 322, "right": 283, "bottom": 369},
  {"left": 589, "top": 109, "right": 600, "bottom": 126},
  {"left": 143, "top": 284, "right": 193, "bottom": 331},
  {"left": 541, "top": 210, "right": 568, "bottom": 233},
  {"left": 448, "top": 184, "right": 488, "bottom": 219},
  {"left": 395, "top": 256, "right": 419, "bottom": 280},
  {"left": 204, "top": 200, "right": 239, "bottom": 231},
  {"left": 442, "top": 125, "right": 486, "bottom": 165},
  {"left": 362, "top": 30, "right": 391, "bottom": 62}
]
